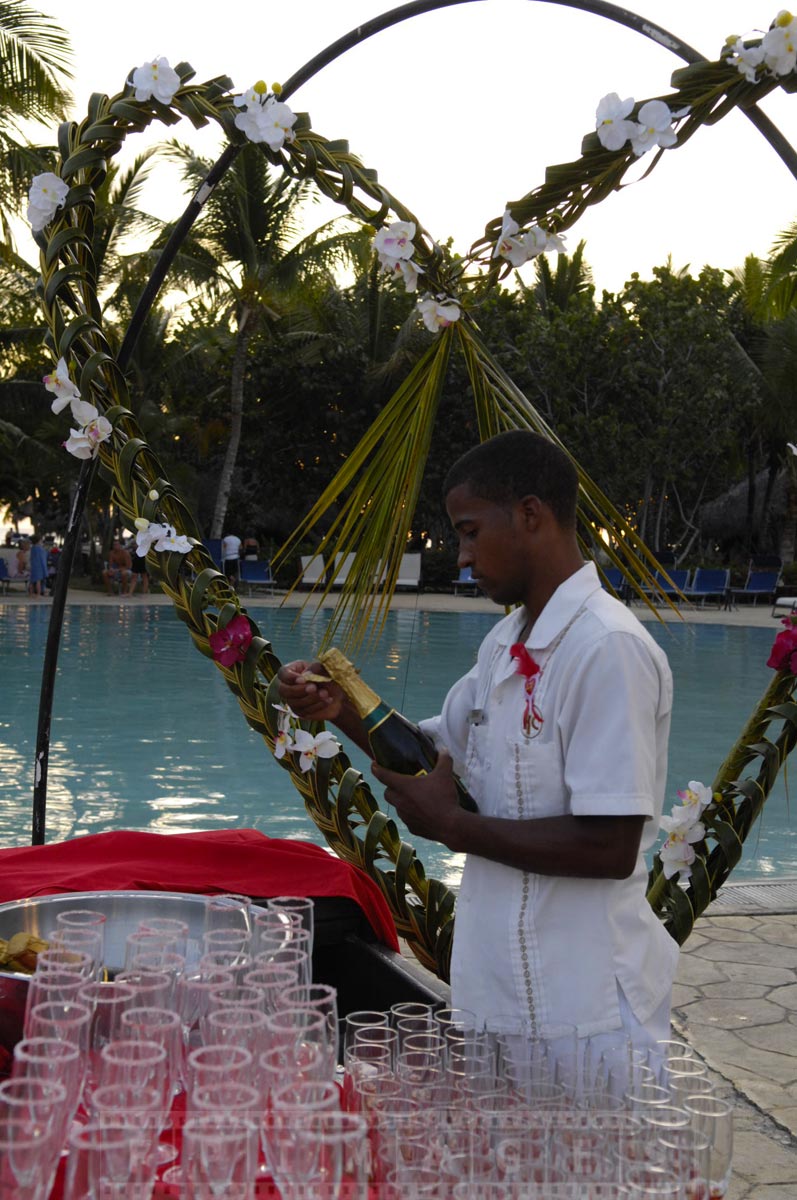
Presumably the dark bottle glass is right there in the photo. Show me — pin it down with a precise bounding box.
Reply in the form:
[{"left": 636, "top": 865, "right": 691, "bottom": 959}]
[{"left": 319, "top": 648, "right": 479, "bottom": 813}]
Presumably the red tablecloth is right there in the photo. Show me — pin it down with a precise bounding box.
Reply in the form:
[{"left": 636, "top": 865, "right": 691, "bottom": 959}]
[{"left": 0, "top": 828, "right": 398, "bottom": 951}]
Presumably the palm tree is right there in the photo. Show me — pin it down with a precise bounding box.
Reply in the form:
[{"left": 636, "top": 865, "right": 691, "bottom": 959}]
[
  {"left": 0, "top": 0, "right": 72, "bottom": 249},
  {"left": 164, "top": 143, "right": 371, "bottom": 539},
  {"left": 531, "top": 240, "right": 593, "bottom": 316}
]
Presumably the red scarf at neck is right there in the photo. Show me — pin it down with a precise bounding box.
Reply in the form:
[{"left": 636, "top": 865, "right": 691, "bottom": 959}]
[{"left": 509, "top": 642, "right": 543, "bottom": 736}]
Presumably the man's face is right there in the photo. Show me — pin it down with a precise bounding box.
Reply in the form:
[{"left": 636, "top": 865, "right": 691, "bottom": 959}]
[{"left": 446, "top": 483, "right": 531, "bottom": 607}]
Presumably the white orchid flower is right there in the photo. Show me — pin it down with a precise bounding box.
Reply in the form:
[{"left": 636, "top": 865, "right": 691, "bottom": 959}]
[
  {"left": 291, "top": 729, "right": 341, "bottom": 773},
  {"left": 495, "top": 216, "right": 565, "bottom": 268},
  {"left": 659, "top": 813, "right": 705, "bottom": 880},
  {"left": 493, "top": 210, "right": 520, "bottom": 260},
  {"left": 595, "top": 92, "right": 637, "bottom": 151},
  {"left": 417, "top": 295, "right": 461, "bottom": 333},
  {"left": 234, "top": 95, "right": 297, "bottom": 149},
  {"left": 788, "top": 442, "right": 797, "bottom": 455},
  {"left": 659, "top": 837, "right": 698, "bottom": 880},
  {"left": 64, "top": 409, "right": 113, "bottom": 459},
  {"left": 762, "top": 12, "right": 797, "bottom": 75},
  {"left": 671, "top": 781, "right": 712, "bottom": 824},
  {"left": 544, "top": 230, "right": 567, "bottom": 254},
  {"left": 234, "top": 82, "right": 268, "bottom": 108},
  {"left": 273, "top": 703, "right": 298, "bottom": 735},
  {"left": 373, "top": 221, "right": 416, "bottom": 263},
  {"left": 152, "top": 525, "right": 193, "bottom": 554},
  {"left": 499, "top": 235, "right": 532, "bottom": 268},
  {"left": 727, "top": 37, "right": 766, "bottom": 83},
  {"left": 660, "top": 812, "right": 706, "bottom": 840},
  {"left": 131, "top": 57, "right": 181, "bottom": 104},
  {"left": 27, "top": 172, "right": 69, "bottom": 233},
  {"left": 70, "top": 398, "right": 99, "bottom": 427},
  {"left": 387, "top": 258, "right": 422, "bottom": 293},
  {"left": 630, "top": 100, "right": 683, "bottom": 157},
  {"left": 43, "top": 357, "right": 81, "bottom": 414},
  {"left": 135, "top": 521, "right": 170, "bottom": 556},
  {"left": 257, "top": 98, "right": 297, "bottom": 147},
  {"left": 274, "top": 727, "right": 294, "bottom": 759}
]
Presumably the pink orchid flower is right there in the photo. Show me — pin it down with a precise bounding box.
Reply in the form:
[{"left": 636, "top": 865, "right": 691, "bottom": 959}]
[{"left": 209, "top": 614, "right": 253, "bottom": 667}]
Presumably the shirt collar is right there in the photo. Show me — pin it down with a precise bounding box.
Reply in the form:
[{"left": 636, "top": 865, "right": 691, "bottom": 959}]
[{"left": 497, "top": 562, "right": 601, "bottom": 651}]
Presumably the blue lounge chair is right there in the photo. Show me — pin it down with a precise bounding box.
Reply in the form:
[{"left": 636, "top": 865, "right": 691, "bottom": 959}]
[
  {"left": 202, "top": 538, "right": 222, "bottom": 569},
  {"left": 601, "top": 566, "right": 623, "bottom": 592},
  {"left": 452, "top": 566, "right": 477, "bottom": 595},
  {"left": 239, "top": 560, "right": 274, "bottom": 595},
  {"left": 730, "top": 568, "right": 780, "bottom": 607},
  {"left": 644, "top": 568, "right": 690, "bottom": 600},
  {"left": 683, "top": 567, "right": 730, "bottom": 607}
]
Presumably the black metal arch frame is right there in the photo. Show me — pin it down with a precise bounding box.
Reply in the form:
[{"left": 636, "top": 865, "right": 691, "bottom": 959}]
[{"left": 32, "top": 0, "right": 797, "bottom": 843}]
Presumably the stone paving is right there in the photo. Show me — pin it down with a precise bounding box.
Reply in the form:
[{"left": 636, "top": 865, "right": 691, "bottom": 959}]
[{"left": 673, "top": 911, "right": 797, "bottom": 1198}]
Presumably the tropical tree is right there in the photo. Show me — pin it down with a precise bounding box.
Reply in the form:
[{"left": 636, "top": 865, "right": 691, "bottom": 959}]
[
  {"left": 164, "top": 142, "right": 371, "bottom": 539},
  {"left": 726, "top": 237, "right": 797, "bottom": 559},
  {"left": 529, "top": 239, "right": 594, "bottom": 317},
  {"left": 616, "top": 263, "right": 757, "bottom": 557},
  {"left": 0, "top": 0, "right": 72, "bottom": 250}
]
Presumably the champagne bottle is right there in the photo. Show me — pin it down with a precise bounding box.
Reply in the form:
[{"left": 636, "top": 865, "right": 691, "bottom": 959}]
[{"left": 317, "top": 648, "right": 479, "bottom": 813}]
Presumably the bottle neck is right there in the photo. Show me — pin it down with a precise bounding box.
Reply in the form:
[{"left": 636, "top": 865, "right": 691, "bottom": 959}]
[
  {"left": 318, "top": 647, "right": 383, "bottom": 720},
  {"left": 360, "top": 700, "right": 394, "bottom": 731}
]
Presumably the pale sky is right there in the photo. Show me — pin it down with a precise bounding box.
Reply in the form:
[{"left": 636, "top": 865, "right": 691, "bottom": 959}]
[{"left": 30, "top": 1, "right": 797, "bottom": 293}]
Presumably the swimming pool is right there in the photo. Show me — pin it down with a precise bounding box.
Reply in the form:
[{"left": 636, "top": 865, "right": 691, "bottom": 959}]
[{"left": 1, "top": 604, "right": 795, "bottom": 887}]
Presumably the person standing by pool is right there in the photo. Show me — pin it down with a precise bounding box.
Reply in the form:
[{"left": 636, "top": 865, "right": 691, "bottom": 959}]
[
  {"left": 27, "top": 535, "right": 48, "bottom": 596},
  {"left": 278, "top": 430, "right": 677, "bottom": 1053},
  {"left": 16, "top": 539, "right": 30, "bottom": 581},
  {"left": 102, "top": 539, "right": 133, "bottom": 596},
  {"left": 221, "top": 531, "right": 242, "bottom": 584}
]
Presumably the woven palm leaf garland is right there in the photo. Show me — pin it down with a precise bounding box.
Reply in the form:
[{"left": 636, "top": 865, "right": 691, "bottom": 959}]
[{"left": 30, "top": 21, "right": 797, "bottom": 976}]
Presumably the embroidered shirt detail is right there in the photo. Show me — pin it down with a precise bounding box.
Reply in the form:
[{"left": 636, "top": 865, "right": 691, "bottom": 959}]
[{"left": 514, "top": 741, "right": 537, "bottom": 1033}]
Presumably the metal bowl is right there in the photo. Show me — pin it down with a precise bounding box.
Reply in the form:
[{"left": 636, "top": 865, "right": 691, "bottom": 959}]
[{"left": 0, "top": 890, "right": 252, "bottom": 1061}]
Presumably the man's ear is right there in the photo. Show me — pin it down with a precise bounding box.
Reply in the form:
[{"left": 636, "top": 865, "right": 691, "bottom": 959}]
[{"left": 518, "top": 494, "right": 545, "bottom": 530}]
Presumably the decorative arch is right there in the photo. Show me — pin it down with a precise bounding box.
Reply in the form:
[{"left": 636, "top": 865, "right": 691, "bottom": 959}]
[{"left": 30, "top": 4, "right": 797, "bottom": 976}]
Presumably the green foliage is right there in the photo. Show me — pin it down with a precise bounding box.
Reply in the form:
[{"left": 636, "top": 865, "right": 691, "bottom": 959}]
[{"left": 0, "top": 0, "right": 72, "bottom": 248}]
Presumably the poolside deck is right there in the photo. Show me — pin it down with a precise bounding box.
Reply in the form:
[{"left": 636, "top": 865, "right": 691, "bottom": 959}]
[
  {"left": 4, "top": 586, "right": 797, "bottom": 1193},
  {"left": 2, "top": 581, "right": 786, "bottom": 627}
]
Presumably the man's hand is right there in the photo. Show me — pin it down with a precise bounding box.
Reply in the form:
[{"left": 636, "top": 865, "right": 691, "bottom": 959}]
[
  {"left": 277, "top": 659, "right": 346, "bottom": 722},
  {"left": 371, "top": 752, "right": 465, "bottom": 848}
]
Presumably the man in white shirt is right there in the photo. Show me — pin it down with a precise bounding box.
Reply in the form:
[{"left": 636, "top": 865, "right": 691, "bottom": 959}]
[
  {"left": 278, "top": 431, "right": 677, "bottom": 1051},
  {"left": 221, "top": 532, "right": 242, "bottom": 583}
]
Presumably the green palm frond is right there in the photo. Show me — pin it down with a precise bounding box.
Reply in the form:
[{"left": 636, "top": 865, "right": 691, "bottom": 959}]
[
  {"left": 767, "top": 274, "right": 797, "bottom": 320},
  {"left": 768, "top": 219, "right": 797, "bottom": 274},
  {"left": 274, "top": 309, "right": 681, "bottom": 644},
  {"left": 92, "top": 150, "right": 166, "bottom": 281},
  {"left": 533, "top": 241, "right": 593, "bottom": 315},
  {"left": 0, "top": 0, "right": 71, "bottom": 128},
  {"left": 275, "top": 330, "right": 454, "bottom": 651}
]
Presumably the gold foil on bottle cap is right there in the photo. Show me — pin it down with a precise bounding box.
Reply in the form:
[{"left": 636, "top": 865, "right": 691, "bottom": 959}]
[{"left": 318, "top": 648, "right": 381, "bottom": 718}]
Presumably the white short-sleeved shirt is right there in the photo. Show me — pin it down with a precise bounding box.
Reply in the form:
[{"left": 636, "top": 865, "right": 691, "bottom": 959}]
[
  {"left": 419, "top": 561, "right": 678, "bottom": 1037},
  {"left": 221, "top": 534, "right": 241, "bottom": 561}
]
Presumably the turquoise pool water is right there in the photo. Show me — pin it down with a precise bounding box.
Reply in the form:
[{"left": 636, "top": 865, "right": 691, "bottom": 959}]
[{"left": 1, "top": 604, "right": 795, "bottom": 888}]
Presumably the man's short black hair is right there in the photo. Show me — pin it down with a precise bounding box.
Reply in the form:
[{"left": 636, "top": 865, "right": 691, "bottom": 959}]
[{"left": 444, "top": 430, "right": 578, "bottom": 528}]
